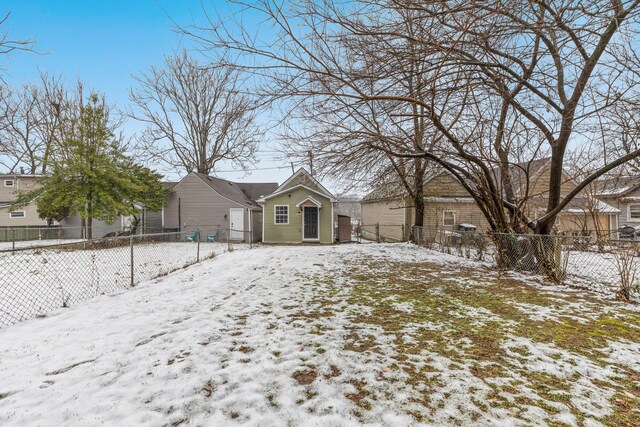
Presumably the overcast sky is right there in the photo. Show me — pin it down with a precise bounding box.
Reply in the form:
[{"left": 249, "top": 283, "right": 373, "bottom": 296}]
[{"left": 1, "top": 0, "right": 307, "bottom": 187}]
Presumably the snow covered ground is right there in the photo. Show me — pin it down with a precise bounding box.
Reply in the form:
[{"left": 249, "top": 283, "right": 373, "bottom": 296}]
[
  {"left": 0, "top": 243, "right": 638, "bottom": 426},
  {"left": 0, "top": 238, "right": 85, "bottom": 251},
  {"left": 0, "top": 241, "right": 235, "bottom": 327}
]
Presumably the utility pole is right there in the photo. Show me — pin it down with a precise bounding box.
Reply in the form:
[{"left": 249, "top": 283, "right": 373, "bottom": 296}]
[{"left": 308, "top": 150, "right": 313, "bottom": 176}]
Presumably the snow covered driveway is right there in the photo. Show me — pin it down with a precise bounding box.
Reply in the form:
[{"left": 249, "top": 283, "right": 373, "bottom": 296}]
[{"left": 0, "top": 243, "right": 639, "bottom": 426}]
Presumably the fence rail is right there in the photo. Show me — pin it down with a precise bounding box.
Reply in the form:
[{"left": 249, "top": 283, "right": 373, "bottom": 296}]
[
  {"left": 0, "top": 229, "right": 252, "bottom": 328},
  {"left": 413, "top": 226, "right": 640, "bottom": 301},
  {"left": 357, "top": 223, "right": 407, "bottom": 243}
]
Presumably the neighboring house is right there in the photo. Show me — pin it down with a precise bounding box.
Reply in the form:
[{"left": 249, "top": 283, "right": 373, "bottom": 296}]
[
  {"left": 362, "top": 158, "right": 619, "bottom": 241},
  {"left": 0, "top": 173, "right": 47, "bottom": 228},
  {"left": 506, "top": 158, "right": 619, "bottom": 235},
  {"left": 162, "top": 172, "right": 277, "bottom": 242},
  {"left": 0, "top": 172, "right": 175, "bottom": 238},
  {"left": 258, "top": 168, "right": 337, "bottom": 244},
  {"left": 362, "top": 171, "right": 491, "bottom": 241},
  {"left": 59, "top": 181, "right": 178, "bottom": 238},
  {"left": 594, "top": 176, "right": 640, "bottom": 229}
]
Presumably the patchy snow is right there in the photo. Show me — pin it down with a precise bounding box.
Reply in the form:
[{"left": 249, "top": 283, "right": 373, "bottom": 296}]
[
  {"left": 564, "top": 250, "right": 622, "bottom": 292},
  {"left": 0, "top": 242, "right": 637, "bottom": 425},
  {"left": 502, "top": 336, "right": 620, "bottom": 423},
  {"left": 0, "top": 238, "right": 85, "bottom": 251},
  {"left": 0, "top": 241, "right": 232, "bottom": 327},
  {"left": 602, "top": 341, "right": 640, "bottom": 371},
  {"left": 511, "top": 302, "right": 592, "bottom": 324}
]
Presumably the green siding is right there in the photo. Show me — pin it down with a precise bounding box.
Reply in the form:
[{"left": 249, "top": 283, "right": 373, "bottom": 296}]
[
  {"left": 280, "top": 175, "right": 325, "bottom": 194},
  {"left": 263, "top": 187, "right": 333, "bottom": 244}
]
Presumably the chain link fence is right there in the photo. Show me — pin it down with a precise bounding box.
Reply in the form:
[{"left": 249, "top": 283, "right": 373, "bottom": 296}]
[
  {"left": 413, "top": 226, "right": 640, "bottom": 301},
  {"left": 0, "top": 229, "right": 252, "bottom": 328}
]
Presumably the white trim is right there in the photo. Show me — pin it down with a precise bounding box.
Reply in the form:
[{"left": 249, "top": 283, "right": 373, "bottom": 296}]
[
  {"left": 295, "top": 195, "right": 323, "bottom": 208},
  {"left": 274, "top": 204, "right": 289, "bottom": 225},
  {"left": 248, "top": 208, "right": 253, "bottom": 243},
  {"left": 9, "top": 210, "right": 26, "bottom": 219},
  {"left": 331, "top": 202, "right": 335, "bottom": 243},
  {"left": 302, "top": 205, "right": 320, "bottom": 241},
  {"left": 259, "top": 184, "right": 336, "bottom": 203},
  {"left": 4, "top": 179, "right": 15, "bottom": 187},
  {"left": 628, "top": 204, "right": 640, "bottom": 222},
  {"left": 442, "top": 210, "right": 456, "bottom": 227}
]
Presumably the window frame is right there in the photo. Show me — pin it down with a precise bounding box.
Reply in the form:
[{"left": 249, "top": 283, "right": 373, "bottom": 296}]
[
  {"left": 9, "top": 210, "right": 25, "bottom": 219},
  {"left": 442, "top": 211, "right": 456, "bottom": 227},
  {"left": 274, "top": 204, "right": 289, "bottom": 225},
  {"left": 4, "top": 179, "right": 14, "bottom": 187},
  {"left": 629, "top": 204, "right": 640, "bottom": 221}
]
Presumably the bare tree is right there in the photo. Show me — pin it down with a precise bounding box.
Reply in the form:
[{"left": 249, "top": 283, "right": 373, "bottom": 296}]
[
  {"left": 0, "top": 12, "right": 35, "bottom": 76},
  {"left": 183, "top": 0, "right": 640, "bottom": 237},
  {"left": 0, "top": 83, "right": 40, "bottom": 173},
  {"left": 277, "top": 11, "right": 439, "bottom": 228},
  {"left": 129, "top": 51, "right": 260, "bottom": 175},
  {"left": 0, "top": 73, "right": 75, "bottom": 173}
]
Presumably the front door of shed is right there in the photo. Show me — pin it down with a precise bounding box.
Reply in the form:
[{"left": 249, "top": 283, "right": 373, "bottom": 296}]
[
  {"left": 229, "top": 208, "right": 244, "bottom": 241},
  {"left": 303, "top": 206, "right": 319, "bottom": 240}
]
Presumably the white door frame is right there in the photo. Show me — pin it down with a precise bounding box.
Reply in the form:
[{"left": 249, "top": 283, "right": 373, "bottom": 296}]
[
  {"left": 302, "top": 205, "right": 320, "bottom": 242},
  {"left": 229, "top": 208, "right": 244, "bottom": 241}
]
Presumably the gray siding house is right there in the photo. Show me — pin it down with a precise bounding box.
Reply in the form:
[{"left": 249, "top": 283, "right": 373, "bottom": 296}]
[
  {"left": 163, "top": 172, "right": 277, "bottom": 242},
  {"left": 596, "top": 176, "right": 640, "bottom": 227},
  {"left": 0, "top": 174, "right": 46, "bottom": 228}
]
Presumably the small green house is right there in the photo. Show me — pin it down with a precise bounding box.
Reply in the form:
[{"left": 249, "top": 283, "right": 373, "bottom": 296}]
[{"left": 258, "top": 168, "right": 337, "bottom": 244}]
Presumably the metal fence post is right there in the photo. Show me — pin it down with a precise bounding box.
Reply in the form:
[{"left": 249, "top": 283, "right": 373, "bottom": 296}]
[
  {"left": 197, "top": 231, "right": 200, "bottom": 262},
  {"left": 376, "top": 223, "right": 380, "bottom": 243},
  {"left": 12, "top": 229, "right": 15, "bottom": 255},
  {"left": 130, "top": 234, "right": 134, "bottom": 287},
  {"left": 227, "top": 228, "right": 231, "bottom": 252}
]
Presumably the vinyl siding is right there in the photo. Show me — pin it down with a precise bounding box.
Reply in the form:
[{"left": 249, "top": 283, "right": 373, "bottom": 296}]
[
  {"left": 554, "top": 212, "right": 614, "bottom": 234},
  {"left": 521, "top": 162, "right": 576, "bottom": 198},
  {"left": 424, "top": 173, "right": 470, "bottom": 197},
  {"left": 163, "top": 173, "right": 256, "bottom": 240},
  {"left": 361, "top": 199, "right": 407, "bottom": 241},
  {"left": 422, "top": 202, "right": 491, "bottom": 232},
  {"left": 59, "top": 214, "right": 122, "bottom": 238},
  {"left": 0, "top": 176, "right": 46, "bottom": 227},
  {"left": 602, "top": 187, "right": 640, "bottom": 225},
  {"left": 0, "top": 203, "right": 46, "bottom": 227},
  {"left": 279, "top": 174, "right": 325, "bottom": 194},
  {"left": 263, "top": 188, "right": 333, "bottom": 244}
]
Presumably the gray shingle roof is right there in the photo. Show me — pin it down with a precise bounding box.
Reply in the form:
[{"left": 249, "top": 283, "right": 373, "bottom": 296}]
[
  {"left": 594, "top": 175, "right": 640, "bottom": 197},
  {"left": 194, "top": 173, "right": 278, "bottom": 209}
]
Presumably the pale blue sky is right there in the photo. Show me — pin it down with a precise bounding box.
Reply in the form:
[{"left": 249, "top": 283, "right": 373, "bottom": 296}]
[{"left": 1, "top": 1, "right": 298, "bottom": 185}]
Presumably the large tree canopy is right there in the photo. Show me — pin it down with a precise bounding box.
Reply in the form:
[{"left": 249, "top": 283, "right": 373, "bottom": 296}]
[
  {"left": 129, "top": 50, "right": 260, "bottom": 175},
  {"left": 187, "top": 0, "right": 640, "bottom": 235}
]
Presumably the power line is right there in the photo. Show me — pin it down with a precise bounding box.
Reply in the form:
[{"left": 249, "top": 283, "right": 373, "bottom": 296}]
[{"left": 212, "top": 164, "right": 303, "bottom": 173}]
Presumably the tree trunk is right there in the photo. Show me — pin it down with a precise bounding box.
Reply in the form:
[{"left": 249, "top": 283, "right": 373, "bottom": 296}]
[
  {"left": 413, "top": 158, "right": 425, "bottom": 228},
  {"left": 539, "top": 147, "right": 566, "bottom": 235},
  {"left": 87, "top": 201, "right": 93, "bottom": 241}
]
